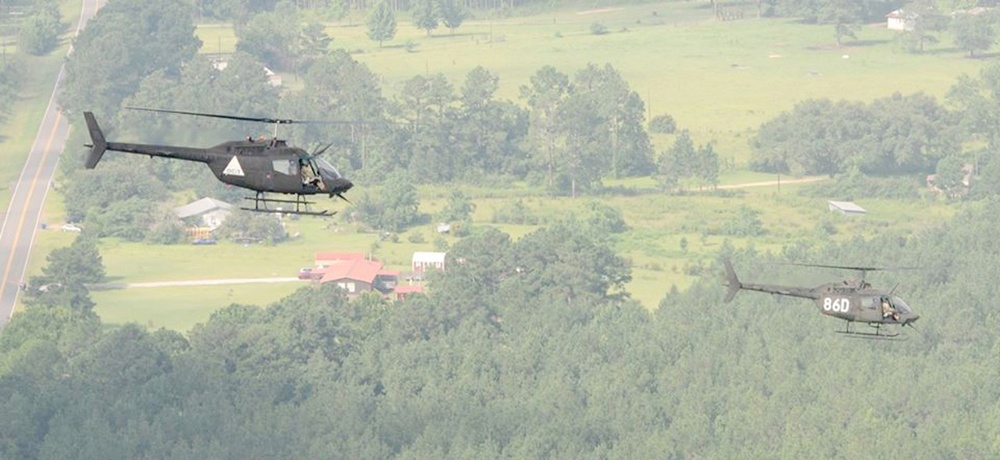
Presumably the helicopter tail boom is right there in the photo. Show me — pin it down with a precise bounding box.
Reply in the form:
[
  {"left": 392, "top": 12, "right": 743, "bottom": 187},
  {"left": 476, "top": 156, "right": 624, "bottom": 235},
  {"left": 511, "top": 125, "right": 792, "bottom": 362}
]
[
  {"left": 83, "top": 112, "right": 107, "bottom": 169},
  {"left": 723, "top": 258, "right": 742, "bottom": 302}
]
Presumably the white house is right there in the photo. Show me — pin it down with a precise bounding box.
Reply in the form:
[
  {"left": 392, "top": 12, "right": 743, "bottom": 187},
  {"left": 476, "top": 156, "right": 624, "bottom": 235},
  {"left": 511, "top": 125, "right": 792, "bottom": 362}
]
[
  {"left": 175, "top": 197, "right": 234, "bottom": 230},
  {"left": 412, "top": 251, "right": 446, "bottom": 274},
  {"left": 886, "top": 9, "right": 917, "bottom": 31}
]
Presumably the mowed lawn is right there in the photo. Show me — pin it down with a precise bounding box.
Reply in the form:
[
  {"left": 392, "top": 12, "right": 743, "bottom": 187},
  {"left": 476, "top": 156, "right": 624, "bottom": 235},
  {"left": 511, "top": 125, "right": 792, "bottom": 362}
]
[{"left": 18, "top": 1, "right": 976, "bottom": 331}]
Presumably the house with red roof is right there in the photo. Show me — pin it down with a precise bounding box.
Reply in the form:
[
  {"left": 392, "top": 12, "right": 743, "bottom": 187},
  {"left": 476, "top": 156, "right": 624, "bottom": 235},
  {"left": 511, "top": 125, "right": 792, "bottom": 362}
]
[
  {"left": 314, "top": 251, "right": 366, "bottom": 268},
  {"left": 319, "top": 258, "right": 399, "bottom": 297}
]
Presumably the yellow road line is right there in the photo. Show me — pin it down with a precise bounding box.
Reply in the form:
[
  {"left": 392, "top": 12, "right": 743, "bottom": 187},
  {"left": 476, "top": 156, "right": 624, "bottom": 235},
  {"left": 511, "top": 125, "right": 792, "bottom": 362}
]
[
  {"left": 0, "top": 111, "right": 62, "bottom": 308},
  {"left": 2, "top": 0, "right": 99, "bottom": 318}
]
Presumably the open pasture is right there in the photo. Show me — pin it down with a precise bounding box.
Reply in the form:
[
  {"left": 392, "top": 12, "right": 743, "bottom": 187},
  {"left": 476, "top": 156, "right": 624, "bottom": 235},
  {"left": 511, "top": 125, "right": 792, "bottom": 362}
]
[
  {"left": 196, "top": 0, "right": 993, "bottom": 162},
  {"left": 92, "top": 282, "right": 305, "bottom": 332}
]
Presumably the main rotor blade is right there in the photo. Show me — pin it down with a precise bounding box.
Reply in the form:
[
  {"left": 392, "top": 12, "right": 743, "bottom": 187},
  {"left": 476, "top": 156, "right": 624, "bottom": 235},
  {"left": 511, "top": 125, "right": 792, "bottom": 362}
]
[
  {"left": 309, "top": 143, "right": 334, "bottom": 158},
  {"left": 125, "top": 106, "right": 380, "bottom": 126},
  {"left": 778, "top": 262, "right": 922, "bottom": 272},
  {"left": 126, "top": 106, "right": 298, "bottom": 125}
]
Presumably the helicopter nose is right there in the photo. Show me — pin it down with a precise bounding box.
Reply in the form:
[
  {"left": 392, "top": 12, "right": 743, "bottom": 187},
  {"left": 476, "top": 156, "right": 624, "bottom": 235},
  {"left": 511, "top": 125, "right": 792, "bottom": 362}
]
[{"left": 324, "top": 177, "right": 353, "bottom": 194}]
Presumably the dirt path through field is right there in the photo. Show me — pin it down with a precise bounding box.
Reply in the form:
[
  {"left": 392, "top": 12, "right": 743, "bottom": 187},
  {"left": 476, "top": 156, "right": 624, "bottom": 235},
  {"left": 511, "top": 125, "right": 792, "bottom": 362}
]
[{"left": 91, "top": 278, "right": 302, "bottom": 290}]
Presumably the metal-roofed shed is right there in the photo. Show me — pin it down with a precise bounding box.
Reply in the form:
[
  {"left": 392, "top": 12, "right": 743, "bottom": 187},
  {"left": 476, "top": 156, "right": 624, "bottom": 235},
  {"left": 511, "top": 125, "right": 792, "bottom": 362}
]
[{"left": 828, "top": 200, "right": 867, "bottom": 216}]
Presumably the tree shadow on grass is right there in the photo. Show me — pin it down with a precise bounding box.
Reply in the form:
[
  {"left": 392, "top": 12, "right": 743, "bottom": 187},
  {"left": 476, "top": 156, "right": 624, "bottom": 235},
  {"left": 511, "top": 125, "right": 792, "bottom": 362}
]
[
  {"left": 89, "top": 275, "right": 127, "bottom": 291},
  {"left": 919, "top": 46, "right": 961, "bottom": 55},
  {"left": 965, "top": 50, "right": 1000, "bottom": 59},
  {"left": 380, "top": 43, "right": 420, "bottom": 52},
  {"left": 844, "top": 39, "right": 890, "bottom": 47},
  {"left": 920, "top": 47, "right": 1000, "bottom": 59},
  {"left": 429, "top": 32, "right": 482, "bottom": 39}
]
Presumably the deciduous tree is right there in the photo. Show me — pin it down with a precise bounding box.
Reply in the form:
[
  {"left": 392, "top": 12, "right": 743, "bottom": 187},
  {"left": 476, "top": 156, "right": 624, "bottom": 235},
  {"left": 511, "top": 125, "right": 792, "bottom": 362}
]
[
  {"left": 951, "top": 12, "right": 996, "bottom": 57},
  {"left": 439, "top": 0, "right": 468, "bottom": 34},
  {"left": 410, "top": 0, "right": 439, "bottom": 36},
  {"left": 366, "top": 0, "right": 397, "bottom": 47},
  {"left": 17, "top": 12, "right": 61, "bottom": 55}
]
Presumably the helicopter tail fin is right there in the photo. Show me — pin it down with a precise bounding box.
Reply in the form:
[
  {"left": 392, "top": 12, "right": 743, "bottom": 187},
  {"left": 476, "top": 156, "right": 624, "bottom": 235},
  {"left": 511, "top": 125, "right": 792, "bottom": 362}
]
[
  {"left": 83, "top": 112, "right": 107, "bottom": 169},
  {"left": 723, "top": 258, "right": 742, "bottom": 303}
]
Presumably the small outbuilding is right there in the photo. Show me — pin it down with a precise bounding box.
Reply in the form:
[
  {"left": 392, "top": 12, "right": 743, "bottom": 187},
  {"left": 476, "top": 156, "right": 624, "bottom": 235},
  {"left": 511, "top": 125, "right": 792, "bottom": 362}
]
[
  {"left": 174, "top": 197, "right": 233, "bottom": 230},
  {"left": 886, "top": 9, "right": 917, "bottom": 31},
  {"left": 412, "top": 251, "right": 446, "bottom": 275},
  {"left": 828, "top": 200, "right": 867, "bottom": 216}
]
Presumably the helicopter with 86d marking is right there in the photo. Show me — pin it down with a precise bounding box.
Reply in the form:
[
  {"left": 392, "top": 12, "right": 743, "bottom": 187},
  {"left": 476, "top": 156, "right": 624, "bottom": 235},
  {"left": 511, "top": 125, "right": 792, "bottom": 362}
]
[{"left": 722, "top": 259, "right": 920, "bottom": 340}]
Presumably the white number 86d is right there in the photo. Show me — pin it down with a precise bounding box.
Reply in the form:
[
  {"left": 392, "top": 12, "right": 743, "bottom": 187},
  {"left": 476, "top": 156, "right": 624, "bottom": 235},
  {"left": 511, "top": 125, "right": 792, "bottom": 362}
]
[{"left": 823, "top": 298, "right": 850, "bottom": 313}]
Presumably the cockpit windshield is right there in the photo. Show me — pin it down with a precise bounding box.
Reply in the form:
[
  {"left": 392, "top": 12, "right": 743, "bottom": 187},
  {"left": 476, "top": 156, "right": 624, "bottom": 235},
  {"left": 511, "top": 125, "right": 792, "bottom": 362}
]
[
  {"left": 312, "top": 157, "right": 342, "bottom": 179},
  {"left": 890, "top": 296, "right": 912, "bottom": 314}
]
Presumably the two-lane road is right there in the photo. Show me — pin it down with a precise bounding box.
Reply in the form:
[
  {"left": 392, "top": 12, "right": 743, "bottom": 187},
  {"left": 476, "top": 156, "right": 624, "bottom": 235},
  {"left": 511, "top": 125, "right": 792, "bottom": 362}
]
[{"left": 0, "top": 0, "right": 104, "bottom": 328}]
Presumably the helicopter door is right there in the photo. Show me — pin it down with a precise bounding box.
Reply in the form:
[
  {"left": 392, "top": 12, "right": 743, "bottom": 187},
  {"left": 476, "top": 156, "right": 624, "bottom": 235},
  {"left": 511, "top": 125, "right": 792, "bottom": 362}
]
[{"left": 271, "top": 159, "right": 298, "bottom": 191}]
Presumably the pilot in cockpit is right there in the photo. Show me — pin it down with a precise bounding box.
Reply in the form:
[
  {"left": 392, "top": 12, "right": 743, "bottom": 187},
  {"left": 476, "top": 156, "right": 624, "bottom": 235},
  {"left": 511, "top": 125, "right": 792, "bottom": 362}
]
[
  {"left": 300, "top": 159, "right": 321, "bottom": 187},
  {"left": 881, "top": 297, "right": 900, "bottom": 322}
]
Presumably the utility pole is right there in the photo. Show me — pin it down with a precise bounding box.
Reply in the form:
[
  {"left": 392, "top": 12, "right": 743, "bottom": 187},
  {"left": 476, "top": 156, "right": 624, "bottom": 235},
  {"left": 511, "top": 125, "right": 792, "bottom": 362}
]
[{"left": 1, "top": 0, "right": 6, "bottom": 66}]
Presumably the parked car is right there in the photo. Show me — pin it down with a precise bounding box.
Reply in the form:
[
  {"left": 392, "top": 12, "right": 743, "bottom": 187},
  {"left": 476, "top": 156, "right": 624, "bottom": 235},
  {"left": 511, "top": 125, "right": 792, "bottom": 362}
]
[
  {"left": 60, "top": 224, "right": 82, "bottom": 233},
  {"left": 298, "top": 267, "right": 324, "bottom": 280}
]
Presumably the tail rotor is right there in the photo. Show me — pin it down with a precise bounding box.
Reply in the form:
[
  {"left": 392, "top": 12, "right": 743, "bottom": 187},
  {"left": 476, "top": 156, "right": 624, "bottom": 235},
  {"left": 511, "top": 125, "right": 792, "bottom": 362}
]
[
  {"left": 723, "top": 258, "right": 742, "bottom": 302},
  {"left": 82, "top": 112, "right": 107, "bottom": 169}
]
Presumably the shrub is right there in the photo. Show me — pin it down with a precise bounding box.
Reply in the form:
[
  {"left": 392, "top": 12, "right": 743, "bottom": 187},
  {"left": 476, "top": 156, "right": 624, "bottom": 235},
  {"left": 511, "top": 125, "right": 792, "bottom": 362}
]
[
  {"left": 18, "top": 13, "right": 61, "bottom": 56},
  {"left": 491, "top": 199, "right": 539, "bottom": 225},
  {"left": 720, "top": 206, "right": 765, "bottom": 237},
  {"left": 590, "top": 22, "right": 608, "bottom": 35},
  {"left": 408, "top": 231, "right": 426, "bottom": 243},
  {"left": 649, "top": 114, "right": 677, "bottom": 134}
]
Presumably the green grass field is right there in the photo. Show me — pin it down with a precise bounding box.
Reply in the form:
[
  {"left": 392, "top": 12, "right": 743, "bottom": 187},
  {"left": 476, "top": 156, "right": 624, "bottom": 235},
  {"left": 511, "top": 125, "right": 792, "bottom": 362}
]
[
  {"left": 199, "top": 1, "right": 990, "bottom": 161},
  {"left": 91, "top": 282, "right": 304, "bottom": 332},
  {"left": 11, "top": 1, "right": 982, "bottom": 331}
]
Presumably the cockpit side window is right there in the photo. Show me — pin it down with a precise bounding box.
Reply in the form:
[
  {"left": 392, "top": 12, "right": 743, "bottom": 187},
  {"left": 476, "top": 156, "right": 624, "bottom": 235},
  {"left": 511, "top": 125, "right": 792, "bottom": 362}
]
[
  {"left": 272, "top": 159, "right": 298, "bottom": 176},
  {"left": 864, "top": 296, "right": 880, "bottom": 310},
  {"left": 890, "top": 296, "right": 912, "bottom": 314}
]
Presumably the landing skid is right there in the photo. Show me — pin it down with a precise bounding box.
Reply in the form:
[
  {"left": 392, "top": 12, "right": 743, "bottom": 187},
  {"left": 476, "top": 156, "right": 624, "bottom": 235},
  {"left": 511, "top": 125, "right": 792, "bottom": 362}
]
[
  {"left": 836, "top": 321, "right": 905, "bottom": 341},
  {"left": 242, "top": 192, "right": 334, "bottom": 216},
  {"left": 836, "top": 330, "right": 906, "bottom": 341}
]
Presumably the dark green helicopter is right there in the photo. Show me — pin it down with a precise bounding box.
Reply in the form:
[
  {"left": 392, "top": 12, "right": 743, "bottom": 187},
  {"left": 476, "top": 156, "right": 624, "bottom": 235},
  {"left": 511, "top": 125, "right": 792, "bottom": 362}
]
[
  {"left": 83, "top": 107, "right": 354, "bottom": 216},
  {"left": 723, "top": 259, "right": 920, "bottom": 339}
]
